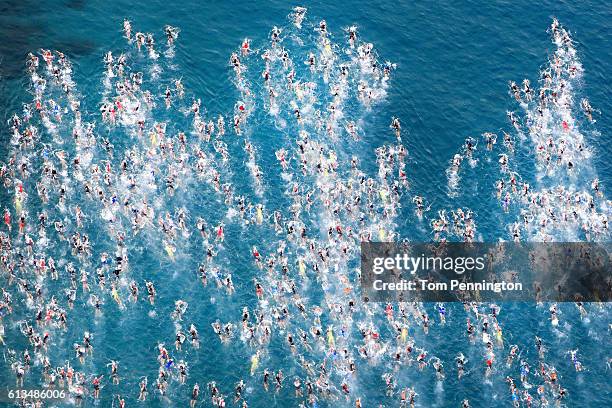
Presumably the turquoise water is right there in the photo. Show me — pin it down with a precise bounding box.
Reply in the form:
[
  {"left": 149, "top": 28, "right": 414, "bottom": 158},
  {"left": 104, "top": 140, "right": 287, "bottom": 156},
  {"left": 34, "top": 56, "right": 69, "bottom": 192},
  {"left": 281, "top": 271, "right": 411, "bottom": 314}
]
[{"left": 0, "top": 1, "right": 611, "bottom": 407}]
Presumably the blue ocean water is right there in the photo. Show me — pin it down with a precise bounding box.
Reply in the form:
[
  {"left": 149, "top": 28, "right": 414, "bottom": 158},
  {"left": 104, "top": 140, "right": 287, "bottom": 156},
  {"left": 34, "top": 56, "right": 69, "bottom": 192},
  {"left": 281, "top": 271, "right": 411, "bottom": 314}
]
[{"left": 0, "top": 1, "right": 610, "bottom": 407}]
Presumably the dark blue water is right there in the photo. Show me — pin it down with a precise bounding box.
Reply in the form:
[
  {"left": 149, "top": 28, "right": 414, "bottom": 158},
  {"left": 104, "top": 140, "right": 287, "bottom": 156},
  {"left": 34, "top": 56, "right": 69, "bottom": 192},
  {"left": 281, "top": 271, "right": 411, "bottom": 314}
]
[{"left": 0, "top": 1, "right": 610, "bottom": 407}]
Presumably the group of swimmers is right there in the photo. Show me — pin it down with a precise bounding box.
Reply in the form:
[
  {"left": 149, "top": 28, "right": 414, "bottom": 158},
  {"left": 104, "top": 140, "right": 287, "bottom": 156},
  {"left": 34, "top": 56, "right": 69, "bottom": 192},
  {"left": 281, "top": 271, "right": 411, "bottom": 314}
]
[{"left": 0, "top": 8, "right": 607, "bottom": 408}]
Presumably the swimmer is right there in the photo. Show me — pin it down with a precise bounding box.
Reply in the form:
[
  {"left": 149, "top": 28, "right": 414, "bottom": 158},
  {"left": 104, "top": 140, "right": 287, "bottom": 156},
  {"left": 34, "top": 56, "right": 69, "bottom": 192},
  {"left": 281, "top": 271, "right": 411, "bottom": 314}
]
[
  {"left": 509, "top": 81, "right": 521, "bottom": 101},
  {"left": 129, "top": 281, "right": 139, "bottom": 302},
  {"left": 241, "top": 38, "right": 250, "bottom": 55},
  {"left": 451, "top": 154, "right": 462, "bottom": 171},
  {"left": 305, "top": 53, "right": 316, "bottom": 72},
  {"left": 164, "top": 25, "right": 180, "bottom": 45},
  {"left": 581, "top": 98, "right": 593, "bottom": 121},
  {"left": 138, "top": 377, "right": 148, "bottom": 401},
  {"left": 567, "top": 349, "right": 584, "bottom": 371},
  {"left": 507, "top": 111, "right": 520, "bottom": 131},
  {"left": 191, "top": 383, "right": 200, "bottom": 408},
  {"left": 549, "top": 304, "right": 559, "bottom": 326},
  {"left": 436, "top": 303, "right": 446, "bottom": 324},
  {"left": 390, "top": 117, "right": 401, "bottom": 140},
  {"left": 483, "top": 132, "right": 496, "bottom": 151},
  {"left": 432, "top": 357, "right": 445, "bottom": 380},
  {"left": 250, "top": 351, "right": 260, "bottom": 375},
  {"left": 108, "top": 360, "right": 119, "bottom": 384},
  {"left": 4, "top": 208, "right": 11, "bottom": 231},
  {"left": 456, "top": 353, "right": 467, "bottom": 379},
  {"left": 189, "top": 324, "right": 200, "bottom": 348},
  {"left": 263, "top": 369, "right": 270, "bottom": 391},
  {"left": 92, "top": 375, "right": 102, "bottom": 398},
  {"left": 216, "top": 223, "right": 225, "bottom": 241},
  {"left": 123, "top": 19, "right": 132, "bottom": 40},
  {"left": 292, "top": 6, "right": 307, "bottom": 29},
  {"left": 348, "top": 26, "right": 358, "bottom": 48},
  {"left": 145, "top": 281, "right": 156, "bottom": 305},
  {"left": 507, "top": 345, "right": 519, "bottom": 366}
]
